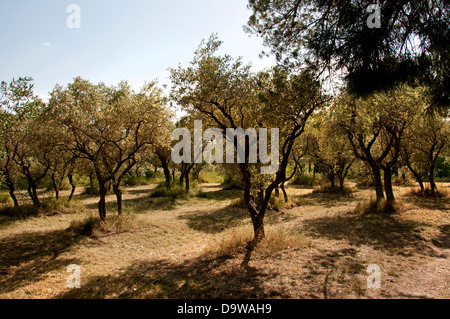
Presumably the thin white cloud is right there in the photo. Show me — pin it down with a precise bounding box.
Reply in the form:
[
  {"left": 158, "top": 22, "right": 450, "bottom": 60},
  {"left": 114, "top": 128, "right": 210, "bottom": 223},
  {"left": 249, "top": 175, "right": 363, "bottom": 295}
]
[{"left": 44, "top": 42, "right": 52, "bottom": 47}]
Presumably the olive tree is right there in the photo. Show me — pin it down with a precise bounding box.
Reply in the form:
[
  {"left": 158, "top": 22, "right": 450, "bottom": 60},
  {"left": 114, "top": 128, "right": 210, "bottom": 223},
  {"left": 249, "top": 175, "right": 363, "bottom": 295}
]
[
  {"left": 404, "top": 111, "right": 449, "bottom": 194},
  {"left": 0, "top": 77, "right": 36, "bottom": 207},
  {"left": 47, "top": 78, "right": 171, "bottom": 220},
  {"left": 307, "top": 112, "right": 355, "bottom": 190},
  {"left": 10, "top": 100, "right": 56, "bottom": 208},
  {"left": 1, "top": 77, "right": 54, "bottom": 207},
  {"left": 336, "top": 86, "right": 424, "bottom": 207},
  {"left": 170, "top": 36, "right": 326, "bottom": 266}
]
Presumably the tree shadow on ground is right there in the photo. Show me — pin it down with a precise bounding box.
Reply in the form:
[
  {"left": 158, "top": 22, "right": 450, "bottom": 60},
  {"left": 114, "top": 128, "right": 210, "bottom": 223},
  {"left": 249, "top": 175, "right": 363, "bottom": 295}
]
[
  {"left": 402, "top": 194, "right": 450, "bottom": 211},
  {"left": 432, "top": 224, "right": 450, "bottom": 249},
  {"left": 0, "top": 204, "right": 39, "bottom": 225},
  {"left": 299, "top": 191, "right": 358, "bottom": 208},
  {"left": 83, "top": 194, "right": 178, "bottom": 213},
  {"left": 301, "top": 247, "right": 367, "bottom": 299},
  {"left": 0, "top": 229, "right": 82, "bottom": 294},
  {"left": 123, "top": 187, "right": 155, "bottom": 196},
  {"left": 179, "top": 206, "right": 249, "bottom": 234},
  {"left": 54, "top": 255, "right": 287, "bottom": 299},
  {"left": 79, "top": 186, "right": 242, "bottom": 216},
  {"left": 197, "top": 188, "right": 242, "bottom": 201},
  {"left": 178, "top": 202, "right": 295, "bottom": 234},
  {"left": 300, "top": 213, "right": 437, "bottom": 257},
  {"left": 122, "top": 196, "right": 178, "bottom": 212}
]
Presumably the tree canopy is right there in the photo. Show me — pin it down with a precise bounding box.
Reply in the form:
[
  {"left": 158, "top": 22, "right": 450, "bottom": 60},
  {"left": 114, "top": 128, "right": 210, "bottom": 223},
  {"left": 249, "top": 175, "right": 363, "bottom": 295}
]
[{"left": 246, "top": 0, "right": 450, "bottom": 109}]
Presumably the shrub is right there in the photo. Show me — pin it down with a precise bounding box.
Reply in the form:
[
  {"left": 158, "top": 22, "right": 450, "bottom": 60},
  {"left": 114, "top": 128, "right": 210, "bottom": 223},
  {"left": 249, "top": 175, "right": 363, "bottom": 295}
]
[
  {"left": 43, "top": 176, "right": 71, "bottom": 191},
  {"left": 144, "top": 169, "right": 155, "bottom": 179},
  {"left": 0, "top": 193, "right": 11, "bottom": 205},
  {"left": 392, "top": 176, "right": 415, "bottom": 186},
  {"left": 69, "top": 216, "right": 100, "bottom": 236},
  {"left": 40, "top": 198, "right": 83, "bottom": 215},
  {"left": 124, "top": 176, "right": 150, "bottom": 187},
  {"left": 84, "top": 186, "right": 100, "bottom": 195},
  {"left": 353, "top": 198, "right": 402, "bottom": 214},
  {"left": 150, "top": 183, "right": 188, "bottom": 200},
  {"left": 144, "top": 171, "right": 165, "bottom": 183},
  {"left": 313, "top": 185, "right": 356, "bottom": 195},
  {"left": 69, "top": 214, "right": 137, "bottom": 238},
  {"left": 291, "top": 173, "right": 315, "bottom": 186},
  {"left": 0, "top": 198, "right": 82, "bottom": 219},
  {"left": 230, "top": 197, "right": 246, "bottom": 208},
  {"left": 436, "top": 156, "right": 450, "bottom": 178},
  {"left": 269, "top": 196, "right": 285, "bottom": 212},
  {"left": 75, "top": 175, "right": 93, "bottom": 187},
  {"left": 269, "top": 195, "right": 303, "bottom": 211},
  {"left": 406, "top": 187, "right": 448, "bottom": 198},
  {"left": 222, "top": 179, "right": 243, "bottom": 190},
  {"left": 0, "top": 205, "right": 39, "bottom": 219}
]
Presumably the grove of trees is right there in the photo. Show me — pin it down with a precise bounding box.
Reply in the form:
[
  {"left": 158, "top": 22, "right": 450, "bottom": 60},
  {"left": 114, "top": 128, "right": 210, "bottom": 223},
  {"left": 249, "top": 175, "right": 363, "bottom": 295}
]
[{"left": 1, "top": 1, "right": 449, "bottom": 267}]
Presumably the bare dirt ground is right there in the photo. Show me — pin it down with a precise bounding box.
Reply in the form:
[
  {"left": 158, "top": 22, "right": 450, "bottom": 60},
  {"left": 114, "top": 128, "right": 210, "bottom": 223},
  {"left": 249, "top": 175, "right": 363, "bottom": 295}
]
[{"left": 0, "top": 182, "right": 448, "bottom": 299}]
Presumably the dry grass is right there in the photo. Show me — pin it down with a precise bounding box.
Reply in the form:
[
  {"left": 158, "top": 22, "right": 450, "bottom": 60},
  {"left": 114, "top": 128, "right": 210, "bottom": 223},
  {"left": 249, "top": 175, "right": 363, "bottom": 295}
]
[
  {"left": 353, "top": 198, "right": 413, "bottom": 215},
  {"left": 0, "top": 198, "right": 84, "bottom": 220},
  {"left": 69, "top": 214, "right": 138, "bottom": 238},
  {"left": 229, "top": 195, "right": 302, "bottom": 211},
  {"left": 0, "top": 193, "right": 11, "bottom": 205},
  {"left": 405, "top": 187, "right": 449, "bottom": 198},
  {"left": 0, "top": 182, "right": 448, "bottom": 299},
  {"left": 206, "top": 224, "right": 311, "bottom": 259},
  {"left": 313, "top": 185, "right": 357, "bottom": 195}
]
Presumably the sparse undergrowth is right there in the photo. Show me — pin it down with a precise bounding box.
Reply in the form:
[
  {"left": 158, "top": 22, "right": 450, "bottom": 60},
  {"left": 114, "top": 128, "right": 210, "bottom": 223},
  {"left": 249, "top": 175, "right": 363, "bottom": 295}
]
[
  {"left": 124, "top": 176, "right": 151, "bottom": 187},
  {"left": 230, "top": 195, "right": 302, "bottom": 211},
  {"left": 83, "top": 186, "right": 100, "bottom": 195},
  {"left": 197, "top": 171, "right": 226, "bottom": 184},
  {"left": 150, "top": 183, "right": 189, "bottom": 200},
  {"left": 0, "top": 182, "right": 449, "bottom": 299},
  {"left": 269, "top": 196, "right": 303, "bottom": 211},
  {"left": 150, "top": 182, "right": 208, "bottom": 200},
  {"left": 291, "top": 173, "right": 315, "bottom": 186},
  {"left": 353, "top": 198, "right": 411, "bottom": 215},
  {"left": 0, "top": 193, "right": 11, "bottom": 205},
  {"left": 0, "top": 204, "right": 39, "bottom": 219},
  {"left": 405, "top": 188, "right": 448, "bottom": 198},
  {"left": 0, "top": 198, "right": 83, "bottom": 219},
  {"left": 313, "top": 185, "right": 356, "bottom": 195},
  {"left": 69, "top": 213, "right": 138, "bottom": 238},
  {"left": 207, "top": 225, "right": 312, "bottom": 259},
  {"left": 221, "top": 180, "right": 244, "bottom": 191}
]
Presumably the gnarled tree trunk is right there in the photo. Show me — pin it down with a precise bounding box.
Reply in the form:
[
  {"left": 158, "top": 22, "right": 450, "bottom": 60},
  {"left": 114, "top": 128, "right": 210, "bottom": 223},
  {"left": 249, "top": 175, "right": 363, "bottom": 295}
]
[
  {"left": 98, "top": 182, "right": 107, "bottom": 221},
  {"left": 68, "top": 173, "right": 76, "bottom": 201},
  {"left": 371, "top": 164, "right": 384, "bottom": 202},
  {"left": 383, "top": 167, "right": 395, "bottom": 209},
  {"left": 2, "top": 169, "right": 19, "bottom": 207},
  {"left": 429, "top": 163, "right": 438, "bottom": 195},
  {"left": 113, "top": 183, "right": 123, "bottom": 215},
  {"left": 51, "top": 172, "right": 59, "bottom": 199}
]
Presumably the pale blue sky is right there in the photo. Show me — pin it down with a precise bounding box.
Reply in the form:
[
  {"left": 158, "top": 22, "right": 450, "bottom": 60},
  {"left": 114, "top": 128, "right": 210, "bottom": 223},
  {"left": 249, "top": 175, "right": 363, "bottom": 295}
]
[{"left": 0, "top": 0, "right": 275, "bottom": 100}]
